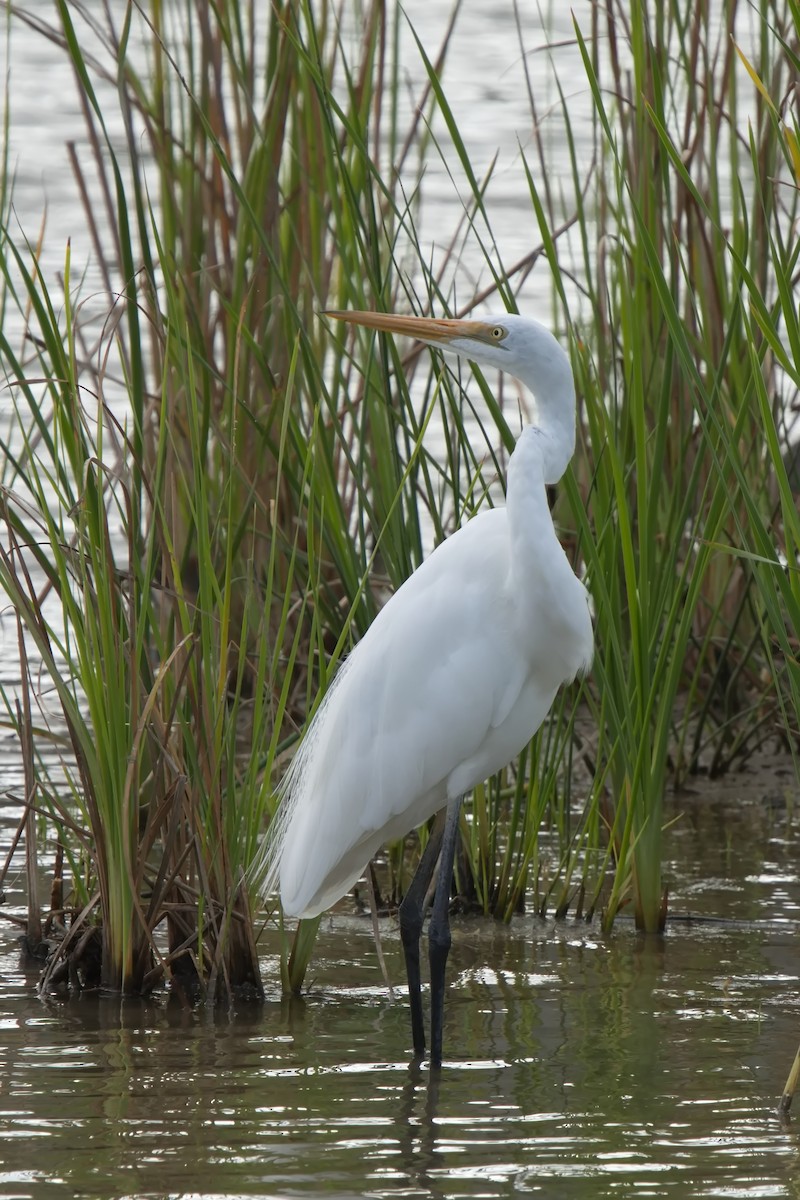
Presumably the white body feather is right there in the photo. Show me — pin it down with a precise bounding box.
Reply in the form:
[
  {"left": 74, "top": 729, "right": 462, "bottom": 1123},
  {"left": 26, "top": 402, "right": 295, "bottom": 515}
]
[{"left": 255, "top": 314, "right": 593, "bottom": 919}]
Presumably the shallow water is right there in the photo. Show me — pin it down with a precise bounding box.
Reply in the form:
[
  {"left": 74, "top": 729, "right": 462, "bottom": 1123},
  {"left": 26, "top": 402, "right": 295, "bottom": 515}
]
[
  {"left": 0, "top": 929, "right": 798, "bottom": 1199},
  {"left": 2, "top": 3, "right": 800, "bottom": 1197},
  {"left": 3, "top": 776, "right": 800, "bottom": 1200}
]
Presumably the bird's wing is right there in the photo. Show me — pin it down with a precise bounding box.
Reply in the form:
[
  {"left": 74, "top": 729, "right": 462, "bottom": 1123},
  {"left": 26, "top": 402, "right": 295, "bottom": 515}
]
[
  {"left": 270, "top": 509, "right": 541, "bottom": 916},
  {"left": 355, "top": 510, "right": 525, "bottom": 787}
]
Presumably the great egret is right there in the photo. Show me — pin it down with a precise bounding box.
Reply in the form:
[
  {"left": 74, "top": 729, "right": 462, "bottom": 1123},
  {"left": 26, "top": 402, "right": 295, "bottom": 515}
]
[{"left": 258, "top": 310, "right": 593, "bottom": 1067}]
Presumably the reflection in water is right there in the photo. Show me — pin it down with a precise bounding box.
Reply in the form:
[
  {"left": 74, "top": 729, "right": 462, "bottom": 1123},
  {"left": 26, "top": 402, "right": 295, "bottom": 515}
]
[
  {"left": 0, "top": 782, "right": 798, "bottom": 1200},
  {"left": 1, "top": 872, "right": 800, "bottom": 1197},
  {"left": 396, "top": 1064, "right": 444, "bottom": 1196},
  {"left": 2, "top": 3, "right": 800, "bottom": 1197}
]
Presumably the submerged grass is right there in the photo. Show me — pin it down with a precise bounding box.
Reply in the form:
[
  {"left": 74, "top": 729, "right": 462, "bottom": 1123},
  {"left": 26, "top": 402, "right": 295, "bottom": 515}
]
[{"left": 0, "top": 0, "right": 798, "bottom": 998}]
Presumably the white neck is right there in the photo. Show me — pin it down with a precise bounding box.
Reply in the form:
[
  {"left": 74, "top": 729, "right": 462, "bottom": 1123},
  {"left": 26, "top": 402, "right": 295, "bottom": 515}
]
[
  {"left": 437, "top": 315, "right": 577, "bottom": 483},
  {"left": 515, "top": 326, "right": 576, "bottom": 484}
]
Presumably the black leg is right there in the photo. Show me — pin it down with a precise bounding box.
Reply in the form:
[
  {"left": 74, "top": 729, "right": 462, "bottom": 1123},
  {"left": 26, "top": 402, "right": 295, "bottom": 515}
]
[
  {"left": 399, "top": 813, "right": 444, "bottom": 1059},
  {"left": 428, "top": 793, "right": 462, "bottom": 1069}
]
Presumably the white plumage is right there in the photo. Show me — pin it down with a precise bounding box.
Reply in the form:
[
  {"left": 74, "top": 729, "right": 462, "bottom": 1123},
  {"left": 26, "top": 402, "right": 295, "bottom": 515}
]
[
  {"left": 257, "top": 312, "right": 592, "bottom": 913},
  {"left": 254, "top": 310, "right": 593, "bottom": 1065}
]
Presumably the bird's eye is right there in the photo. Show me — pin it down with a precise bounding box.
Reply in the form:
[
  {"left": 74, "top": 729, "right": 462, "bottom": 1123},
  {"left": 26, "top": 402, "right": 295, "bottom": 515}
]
[{"left": 491, "top": 325, "right": 507, "bottom": 341}]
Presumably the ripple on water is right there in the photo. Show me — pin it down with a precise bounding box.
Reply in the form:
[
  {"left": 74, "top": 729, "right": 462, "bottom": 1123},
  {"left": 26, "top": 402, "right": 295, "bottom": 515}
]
[{"left": 0, "top": 839, "right": 797, "bottom": 1199}]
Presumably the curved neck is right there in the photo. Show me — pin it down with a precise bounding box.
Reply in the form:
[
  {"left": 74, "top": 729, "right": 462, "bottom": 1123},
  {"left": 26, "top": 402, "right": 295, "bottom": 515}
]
[
  {"left": 515, "top": 330, "right": 576, "bottom": 484},
  {"left": 505, "top": 427, "right": 563, "bottom": 573}
]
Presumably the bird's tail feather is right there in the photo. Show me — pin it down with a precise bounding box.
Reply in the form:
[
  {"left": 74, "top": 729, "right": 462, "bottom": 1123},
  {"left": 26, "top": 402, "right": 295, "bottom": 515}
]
[{"left": 248, "top": 652, "right": 358, "bottom": 906}]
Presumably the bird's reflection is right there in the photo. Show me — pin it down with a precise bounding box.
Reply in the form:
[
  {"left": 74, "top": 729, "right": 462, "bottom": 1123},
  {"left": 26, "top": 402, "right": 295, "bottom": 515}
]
[{"left": 394, "top": 1061, "right": 446, "bottom": 1196}]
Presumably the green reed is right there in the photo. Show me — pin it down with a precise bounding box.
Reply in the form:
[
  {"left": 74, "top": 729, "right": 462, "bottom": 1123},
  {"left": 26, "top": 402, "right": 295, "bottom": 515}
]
[
  {"left": 389, "top": 0, "right": 800, "bottom": 931},
  {"left": 528, "top": 2, "right": 800, "bottom": 929},
  {"left": 2, "top": 0, "right": 799, "bottom": 1000},
  {"left": 0, "top": 0, "right": 452, "bottom": 995}
]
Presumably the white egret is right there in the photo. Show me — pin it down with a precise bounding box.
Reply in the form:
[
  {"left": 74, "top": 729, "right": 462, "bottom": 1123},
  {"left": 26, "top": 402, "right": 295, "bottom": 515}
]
[{"left": 257, "top": 310, "right": 593, "bottom": 1067}]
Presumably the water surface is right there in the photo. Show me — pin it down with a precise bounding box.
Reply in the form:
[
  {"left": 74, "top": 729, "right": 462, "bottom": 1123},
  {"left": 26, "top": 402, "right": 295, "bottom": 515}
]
[
  {"left": 3, "top": 783, "right": 800, "bottom": 1200},
  {"left": 2, "top": 4, "right": 800, "bottom": 1198}
]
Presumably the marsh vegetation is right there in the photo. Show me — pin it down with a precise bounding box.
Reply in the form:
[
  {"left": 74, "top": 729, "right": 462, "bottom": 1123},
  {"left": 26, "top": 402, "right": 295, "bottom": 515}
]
[{"left": 0, "top": 0, "right": 798, "bottom": 1003}]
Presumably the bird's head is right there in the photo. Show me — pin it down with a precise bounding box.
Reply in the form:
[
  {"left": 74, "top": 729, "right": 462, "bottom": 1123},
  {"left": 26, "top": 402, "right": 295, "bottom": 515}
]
[
  {"left": 325, "top": 308, "right": 576, "bottom": 483},
  {"left": 323, "top": 309, "right": 566, "bottom": 381}
]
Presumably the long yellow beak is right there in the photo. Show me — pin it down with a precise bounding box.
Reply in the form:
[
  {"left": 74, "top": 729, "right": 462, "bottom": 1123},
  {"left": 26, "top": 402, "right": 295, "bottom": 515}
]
[{"left": 323, "top": 309, "right": 497, "bottom": 347}]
